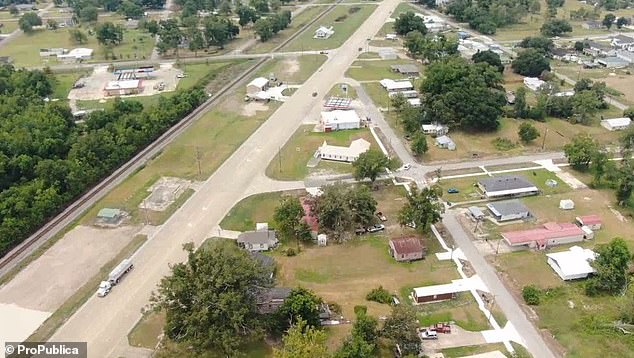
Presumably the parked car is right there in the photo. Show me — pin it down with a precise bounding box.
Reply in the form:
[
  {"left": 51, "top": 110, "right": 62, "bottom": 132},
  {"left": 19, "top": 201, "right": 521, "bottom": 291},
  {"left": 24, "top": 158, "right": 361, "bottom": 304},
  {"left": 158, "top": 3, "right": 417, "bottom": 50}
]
[
  {"left": 447, "top": 187, "right": 459, "bottom": 194},
  {"left": 366, "top": 224, "right": 385, "bottom": 233},
  {"left": 419, "top": 329, "right": 438, "bottom": 340},
  {"left": 177, "top": 73, "right": 186, "bottom": 78},
  {"left": 401, "top": 163, "right": 412, "bottom": 171},
  {"left": 406, "top": 221, "right": 416, "bottom": 229},
  {"left": 376, "top": 211, "right": 387, "bottom": 221},
  {"left": 355, "top": 227, "right": 367, "bottom": 235},
  {"left": 391, "top": 295, "right": 400, "bottom": 305},
  {"left": 430, "top": 323, "right": 451, "bottom": 333}
]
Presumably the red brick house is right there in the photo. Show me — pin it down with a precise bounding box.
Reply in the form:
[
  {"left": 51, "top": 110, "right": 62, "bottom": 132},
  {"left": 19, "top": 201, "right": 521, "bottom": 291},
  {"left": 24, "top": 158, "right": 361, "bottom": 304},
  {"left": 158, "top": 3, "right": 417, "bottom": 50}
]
[{"left": 388, "top": 236, "right": 426, "bottom": 262}]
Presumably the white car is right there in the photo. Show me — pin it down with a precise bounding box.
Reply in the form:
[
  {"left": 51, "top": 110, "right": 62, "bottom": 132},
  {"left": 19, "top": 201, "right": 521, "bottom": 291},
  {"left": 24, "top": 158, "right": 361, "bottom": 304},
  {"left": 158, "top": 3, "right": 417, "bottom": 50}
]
[
  {"left": 402, "top": 163, "right": 412, "bottom": 171},
  {"left": 366, "top": 224, "right": 385, "bottom": 233},
  {"left": 97, "top": 281, "right": 112, "bottom": 297},
  {"left": 177, "top": 73, "right": 186, "bottom": 78}
]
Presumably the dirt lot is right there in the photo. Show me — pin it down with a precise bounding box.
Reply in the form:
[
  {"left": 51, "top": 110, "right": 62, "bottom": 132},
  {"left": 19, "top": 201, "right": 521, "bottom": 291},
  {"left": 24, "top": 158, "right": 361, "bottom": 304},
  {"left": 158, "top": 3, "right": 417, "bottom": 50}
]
[
  {"left": 0, "top": 225, "right": 139, "bottom": 311},
  {"left": 68, "top": 63, "right": 182, "bottom": 101}
]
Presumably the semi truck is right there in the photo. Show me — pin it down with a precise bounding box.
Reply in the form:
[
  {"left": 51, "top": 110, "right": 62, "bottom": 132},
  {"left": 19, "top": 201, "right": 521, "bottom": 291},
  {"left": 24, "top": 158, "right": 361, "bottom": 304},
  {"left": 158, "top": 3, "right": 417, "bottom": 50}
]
[{"left": 96, "top": 258, "right": 134, "bottom": 297}]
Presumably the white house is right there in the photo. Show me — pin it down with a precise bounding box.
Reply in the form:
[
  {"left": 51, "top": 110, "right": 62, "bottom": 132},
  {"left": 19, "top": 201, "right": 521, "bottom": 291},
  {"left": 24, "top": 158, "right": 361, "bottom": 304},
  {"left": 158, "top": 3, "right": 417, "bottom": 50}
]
[
  {"left": 422, "top": 123, "right": 448, "bottom": 136},
  {"left": 611, "top": 34, "right": 634, "bottom": 49},
  {"left": 407, "top": 98, "right": 421, "bottom": 107},
  {"left": 385, "top": 33, "right": 398, "bottom": 41},
  {"left": 320, "top": 110, "right": 361, "bottom": 131},
  {"left": 523, "top": 77, "right": 547, "bottom": 91},
  {"left": 601, "top": 117, "right": 631, "bottom": 131},
  {"left": 435, "top": 135, "right": 456, "bottom": 150},
  {"left": 317, "top": 138, "right": 370, "bottom": 162},
  {"left": 104, "top": 80, "right": 142, "bottom": 96},
  {"left": 57, "top": 47, "right": 93, "bottom": 62},
  {"left": 486, "top": 200, "right": 532, "bottom": 222},
  {"left": 314, "top": 26, "right": 334, "bottom": 39},
  {"left": 379, "top": 79, "right": 414, "bottom": 92},
  {"left": 246, "top": 77, "right": 269, "bottom": 95},
  {"left": 546, "top": 246, "right": 597, "bottom": 280},
  {"left": 388, "top": 90, "right": 419, "bottom": 99},
  {"left": 237, "top": 230, "right": 278, "bottom": 252}
]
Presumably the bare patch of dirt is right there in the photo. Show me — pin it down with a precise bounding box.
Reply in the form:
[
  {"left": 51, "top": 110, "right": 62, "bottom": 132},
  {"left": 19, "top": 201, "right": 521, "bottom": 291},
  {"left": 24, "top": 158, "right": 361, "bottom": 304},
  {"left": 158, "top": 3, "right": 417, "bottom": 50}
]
[{"left": 241, "top": 101, "right": 269, "bottom": 117}]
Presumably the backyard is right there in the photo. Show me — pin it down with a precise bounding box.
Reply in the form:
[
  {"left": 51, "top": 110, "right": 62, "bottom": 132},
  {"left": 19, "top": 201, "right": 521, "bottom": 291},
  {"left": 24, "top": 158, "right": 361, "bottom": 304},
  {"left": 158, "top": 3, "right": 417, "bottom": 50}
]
[
  {"left": 265, "top": 125, "right": 379, "bottom": 180},
  {"left": 282, "top": 5, "right": 377, "bottom": 51}
]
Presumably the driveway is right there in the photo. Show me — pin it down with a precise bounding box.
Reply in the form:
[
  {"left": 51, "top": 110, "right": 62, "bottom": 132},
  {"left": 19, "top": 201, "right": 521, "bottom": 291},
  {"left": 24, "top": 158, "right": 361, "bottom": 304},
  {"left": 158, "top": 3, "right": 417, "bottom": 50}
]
[{"left": 442, "top": 212, "right": 557, "bottom": 358}]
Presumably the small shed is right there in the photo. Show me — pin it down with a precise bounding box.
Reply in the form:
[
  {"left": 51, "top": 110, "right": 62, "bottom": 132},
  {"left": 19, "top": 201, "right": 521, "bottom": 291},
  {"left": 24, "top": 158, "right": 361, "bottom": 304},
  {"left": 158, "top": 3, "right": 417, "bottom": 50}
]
[
  {"left": 576, "top": 215, "right": 602, "bottom": 230},
  {"left": 317, "top": 234, "right": 328, "bottom": 246},
  {"left": 468, "top": 206, "right": 485, "bottom": 220},
  {"left": 388, "top": 236, "right": 426, "bottom": 262},
  {"left": 435, "top": 135, "right": 456, "bottom": 150},
  {"left": 97, "top": 208, "right": 124, "bottom": 224},
  {"left": 411, "top": 283, "right": 458, "bottom": 304},
  {"left": 314, "top": 26, "right": 334, "bottom": 39},
  {"left": 246, "top": 77, "right": 269, "bottom": 95},
  {"left": 559, "top": 199, "right": 575, "bottom": 210}
]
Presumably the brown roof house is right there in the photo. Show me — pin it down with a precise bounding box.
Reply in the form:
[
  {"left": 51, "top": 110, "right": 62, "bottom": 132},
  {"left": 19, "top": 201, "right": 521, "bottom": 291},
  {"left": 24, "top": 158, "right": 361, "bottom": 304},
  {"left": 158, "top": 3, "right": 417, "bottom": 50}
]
[{"left": 389, "top": 236, "right": 426, "bottom": 262}]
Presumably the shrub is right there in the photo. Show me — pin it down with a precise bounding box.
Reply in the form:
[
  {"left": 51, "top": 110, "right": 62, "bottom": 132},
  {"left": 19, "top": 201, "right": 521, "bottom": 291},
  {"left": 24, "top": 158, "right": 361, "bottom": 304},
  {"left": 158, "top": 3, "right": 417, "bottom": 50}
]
[
  {"left": 522, "top": 285, "right": 541, "bottom": 305},
  {"left": 366, "top": 286, "right": 392, "bottom": 304},
  {"left": 492, "top": 137, "right": 517, "bottom": 151},
  {"left": 286, "top": 248, "right": 297, "bottom": 256},
  {"left": 354, "top": 305, "right": 368, "bottom": 316},
  {"left": 349, "top": 6, "right": 361, "bottom": 14},
  {"left": 334, "top": 15, "right": 347, "bottom": 22}
]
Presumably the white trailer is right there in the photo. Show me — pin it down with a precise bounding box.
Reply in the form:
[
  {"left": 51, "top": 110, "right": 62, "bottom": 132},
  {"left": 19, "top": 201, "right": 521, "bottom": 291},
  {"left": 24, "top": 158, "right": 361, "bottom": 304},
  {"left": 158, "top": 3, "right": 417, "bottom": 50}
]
[{"left": 108, "top": 258, "right": 134, "bottom": 285}]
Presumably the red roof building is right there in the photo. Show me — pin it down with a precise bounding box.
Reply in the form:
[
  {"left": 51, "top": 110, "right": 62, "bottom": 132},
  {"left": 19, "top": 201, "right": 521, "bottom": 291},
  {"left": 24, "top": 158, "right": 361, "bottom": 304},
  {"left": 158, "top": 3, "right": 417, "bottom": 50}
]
[
  {"left": 389, "top": 236, "right": 426, "bottom": 262},
  {"left": 576, "top": 214, "right": 602, "bottom": 230},
  {"left": 501, "top": 222, "right": 591, "bottom": 250},
  {"left": 300, "top": 197, "right": 319, "bottom": 232}
]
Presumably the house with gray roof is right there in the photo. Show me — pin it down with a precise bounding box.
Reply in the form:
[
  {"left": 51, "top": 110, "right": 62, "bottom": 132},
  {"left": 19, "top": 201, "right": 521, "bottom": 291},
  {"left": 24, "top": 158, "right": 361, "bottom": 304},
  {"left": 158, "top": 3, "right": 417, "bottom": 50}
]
[
  {"left": 237, "top": 230, "right": 278, "bottom": 252},
  {"left": 256, "top": 287, "right": 291, "bottom": 314},
  {"left": 435, "top": 135, "right": 456, "bottom": 150},
  {"left": 596, "top": 56, "right": 629, "bottom": 68},
  {"left": 390, "top": 64, "right": 420, "bottom": 77},
  {"left": 486, "top": 200, "right": 532, "bottom": 222},
  {"left": 477, "top": 175, "right": 539, "bottom": 199}
]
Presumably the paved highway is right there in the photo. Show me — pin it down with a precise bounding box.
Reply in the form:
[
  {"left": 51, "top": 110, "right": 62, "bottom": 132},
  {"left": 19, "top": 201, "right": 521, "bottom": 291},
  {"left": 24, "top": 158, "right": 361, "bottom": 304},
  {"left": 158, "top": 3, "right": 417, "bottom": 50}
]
[{"left": 50, "top": 1, "right": 402, "bottom": 356}]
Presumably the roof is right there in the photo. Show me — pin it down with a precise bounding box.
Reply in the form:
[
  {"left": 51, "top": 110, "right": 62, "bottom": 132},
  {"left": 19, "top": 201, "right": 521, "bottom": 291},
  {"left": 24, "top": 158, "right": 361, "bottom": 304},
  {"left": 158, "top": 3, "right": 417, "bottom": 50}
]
[
  {"left": 379, "top": 79, "right": 413, "bottom": 90},
  {"left": 413, "top": 283, "right": 460, "bottom": 297},
  {"left": 486, "top": 200, "right": 531, "bottom": 217},
  {"left": 435, "top": 135, "right": 454, "bottom": 145},
  {"left": 319, "top": 138, "right": 370, "bottom": 158},
  {"left": 546, "top": 246, "right": 596, "bottom": 278},
  {"left": 104, "top": 79, "right": 140, "bottom": 90},
  {"left": 324, "top": 96, "right": 352, "bottom": 109},
  {"left": 523, "top": 77, "right": 545, "bottom": 88},
  {"left": 247, "top": 77, "right": 268, "bottom": 88},
  {"left": 551, "top": 48, "right": 569, "bottom": 57},
  {"left": 502, "top": 222, "right": 585, "bottom": 245},
  {"left": 478, "top": 175, "right": 538, "bottom": 195},
  {"left": 597, "top": 56, "right": 629, "bottom": 65},
  {"left": 258, "top": 287, "right": 291, "bottom": 301},
  {"left": 321, "top": 110, "right": 361, "bottom": 125},
  {"left": 58, "top": 47, "right": 93, "bottom": 58},
  {"left": 390, "top": 64, "right": 420, "bottom": 74},
  {"left": 586, "top": 40, "right": 613, "bottom": 51},
  {"left": 315, "top": 26, "right": 334, "bottom": 34},
  {"left": 422, "top": 123, "right": 447, "bottom": 131},
  {"left": 468, "top": 206, "right": 484, "bottom": 218},
  {"left": 576, "top": 214, "right": 602, "bottom": 226},
  {"left": 389, "top": 236, "right": 424, "bottom": 255},
  {"left": 612, "top": 34, "right": 634, "bottom": 43},
  {"left": 388, "top": 90, "right": 418, "bottom": 98},
  {"left": 97, "top": 208, "right": 121, "bottom": 219},
  {"left": 601, "top": 117, "right": 631, "bottom": 127},
  {"left": 250, "top": 252, "right": 275, "bottom": 269},
  {"left": 237, "top": 230, "right": 277, "bottom": 245}
]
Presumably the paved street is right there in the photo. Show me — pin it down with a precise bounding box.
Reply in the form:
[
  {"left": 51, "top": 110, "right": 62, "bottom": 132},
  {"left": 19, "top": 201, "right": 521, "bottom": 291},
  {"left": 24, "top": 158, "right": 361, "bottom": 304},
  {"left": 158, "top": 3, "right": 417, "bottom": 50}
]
[
  {"left": 50, "top": 1, "right": 402, "bottom": 356},
  {"left": 442, "top": 212, "right": 557, "bottom": 358}
]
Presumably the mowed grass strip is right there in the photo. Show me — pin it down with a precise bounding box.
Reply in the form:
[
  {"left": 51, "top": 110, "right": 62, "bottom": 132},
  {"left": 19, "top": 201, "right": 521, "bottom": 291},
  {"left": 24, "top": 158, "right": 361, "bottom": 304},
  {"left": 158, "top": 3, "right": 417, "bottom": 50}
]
[
  {"left": 282, "top": 5, "right": 377, "bottom": 51},
  {"left": 220, "top": 189, "right": 305, "bottom": 232},
  {"left": 265, "top": 125, "right": 379, "bottom": 181},
  {"left": 346, "top": 59, "right": 422, "bottom": 81}
]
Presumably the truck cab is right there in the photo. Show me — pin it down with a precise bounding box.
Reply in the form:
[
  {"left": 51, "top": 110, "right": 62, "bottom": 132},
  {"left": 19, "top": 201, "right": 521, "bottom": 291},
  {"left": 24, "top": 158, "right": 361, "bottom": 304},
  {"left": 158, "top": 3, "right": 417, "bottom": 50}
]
[{"left": 97, "top": 281, "right": 112, "bottom": 297}]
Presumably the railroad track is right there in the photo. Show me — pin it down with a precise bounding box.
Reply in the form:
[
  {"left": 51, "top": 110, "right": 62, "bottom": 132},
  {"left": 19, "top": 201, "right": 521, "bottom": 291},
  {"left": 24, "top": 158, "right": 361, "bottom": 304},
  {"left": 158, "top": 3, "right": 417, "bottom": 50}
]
[{"left": 0, "top": 0, "right": 341, "bottom": 278}]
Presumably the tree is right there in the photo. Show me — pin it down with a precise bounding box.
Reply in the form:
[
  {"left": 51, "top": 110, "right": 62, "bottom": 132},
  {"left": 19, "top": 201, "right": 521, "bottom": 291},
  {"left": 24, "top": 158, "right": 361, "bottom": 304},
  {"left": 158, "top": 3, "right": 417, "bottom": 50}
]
[
  {"left": 616, "top": 17, "right": 631, "bottom": 29},
  {"left": 405, "top": 31, "right": 457, "bottom": 62},
  {"left": 619, "top": 289, "right": 634, "bottom": 324},
  {"left": 410, "top": 132, "right": 428, "bottom": 156},
  {"left": 271, "top": 0, "right": 282, "bottom": 11},
  {"left": 79, "top": 6, "right": 98, "bottom": 22},
  {"left": 570, "top": 90, "right": 601, "bottom": 124},
  {"left": 540, "top": 19, "right": 572, "bottom": 37},
  {"left": 352, "top": 149, "right": 393, "bottom": 184},
  {"left": 237, "top": 6, "right": 259, "bottom": 27},
  {"left": 512, "top": 49, "right": 551, "bottom": 77},
  {"left": 589, "top": 150, "right": 609, "bottom": 186},
  {"left": 120, "top": 0, "right": 144, "bottom": 18},
  {"left": 96, "top": 22, "right": 124, "bottom": 46},
  {"left": 586, "top": 238, "right": 632, "bottom": 296},
  {"left": 564, "top": 134, "right": 599, "bottom": 170},
  {"left": 204, "top": 17, "right": 239, "bottom": 49},
  {"left": 394, "top": 11, "right": 427, "bottom": 35},
  {"left": 518, "top": 122, "right": 540, "bottom": 143},
  {"left": 621, "top": 125, "right": 634, "bottom": 152},
  {"left": 274, "top": 197, "right": 312, "bottom": 244},
  {"left": 274, "top": 319, "right": 329, "bottom": 358},
  {"left": 337, "top": 309, "right": 377, "bottom": 357},
  {"left": 187, "top": 28, "right": 205, "bottom": 56},
  {"left": 150, "top": 240, "right": 267, "bottom": 356},
  {"left": 514, "top": 87, "right": 528, "bottom": 118},
  {"left": 574, "top": 40, "right": 585, "bottom": 52},
  {"left": 275, "top": 287, "right": 322, "bottom": 331},
  {"left": 398, "top": 184, "right": 444, "bottom": 232},
  {"left": 391, "top": 92, "right": 408, "bottom": 112},
  {"left": 603, "top": 13, "right": 616, "bottom": 29},
  {"left": 18, "top": 12, "right": 42, "bottom": 33},
  {"left": 69, "top": 29, "right": 88, "bottom": 44},
  {"left": 472, "top": 50, "right": 504, "bottom": 72},
  {"left": 420, "top": 57, "right": 506, "bottom": 131},
  {"left": 615, "top": 159, "right": 634, "bottom": 205},
  {"left": 254, "top": 17, "right": 274, "bottom": 41},
  {"left": 47, "top": 19, "right": 58, "bottom": 30},
  {"left": 366, "top": 286, "right": 392, "bottom": 304},
  {"left": 381, "top": 305, "right": 420, "bottom": 356},
  {"left": 522, "top": 285, "right": 541, "bottom": 305},
  {"left": 518, "top": 36, "right": 554, "bottom": 53},
  {"left": 336, "top": 335, "right": 374, "bottom": 358},
  {"left": 9, "top": 5, "right": 18, "bottom": 16},
  {"left": 250, "top": 0, "right": 269, "bottom": 14}
]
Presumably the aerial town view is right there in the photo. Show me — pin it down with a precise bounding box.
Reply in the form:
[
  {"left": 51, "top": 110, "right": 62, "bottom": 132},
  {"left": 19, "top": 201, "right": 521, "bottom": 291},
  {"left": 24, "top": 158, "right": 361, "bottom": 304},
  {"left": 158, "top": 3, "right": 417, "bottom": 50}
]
[{"left": 0, "top": 0, "right": 633, "bottom": 357}]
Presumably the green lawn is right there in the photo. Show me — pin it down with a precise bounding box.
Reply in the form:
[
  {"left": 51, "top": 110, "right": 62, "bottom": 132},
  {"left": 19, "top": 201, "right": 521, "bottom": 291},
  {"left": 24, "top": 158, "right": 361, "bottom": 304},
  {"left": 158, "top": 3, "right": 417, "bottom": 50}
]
[
  {"left": 345, "top": 59, "right": 422, "bottom": 81},
  {"left": 255, "top": 54, "right": 327, "bottom": 84},
  {"left": 439, "top": 175, "right": 488, "bottom": 203},
  {"left": 415, "top": 293, "right": 491, "bottom": 331},
  {"left": 442, "top": 344, "right": 510, "bottom": 358},
  {"left": 128, "top": 311, "right": 165, "bottom": 349},
  {"left": 220, "top": 190, "right": 304, "bottom": 232},
  {"left": 0, "top": 20, "right": 18, "bottom": 33},
  {"left": 247, "top": 5, "right": 326, "bottom": 54},
  {"left": 282, "top": 5, "right": 377, "bottom": 51},
  {"left": 390, "top": 2, "right": 418, "bottom": 18},
  {"left": 265, "top": 125, "right": 379, "bottom": 180},
  {"left": 52, "top": 71, "right": 90, "bottom": 99},
  {"left": 0, "top": 27, "right": 153, "bottom": 66},
  {"left": 327, "top": 82, "right": 357, "bottom": 98}
]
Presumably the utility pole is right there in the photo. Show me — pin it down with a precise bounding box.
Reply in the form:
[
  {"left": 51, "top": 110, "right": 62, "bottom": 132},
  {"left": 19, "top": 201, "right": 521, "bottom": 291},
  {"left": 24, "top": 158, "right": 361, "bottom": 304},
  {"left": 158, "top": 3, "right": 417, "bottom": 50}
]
[{"left": 541, "top": 128, "right": 549, "bottom": 150}]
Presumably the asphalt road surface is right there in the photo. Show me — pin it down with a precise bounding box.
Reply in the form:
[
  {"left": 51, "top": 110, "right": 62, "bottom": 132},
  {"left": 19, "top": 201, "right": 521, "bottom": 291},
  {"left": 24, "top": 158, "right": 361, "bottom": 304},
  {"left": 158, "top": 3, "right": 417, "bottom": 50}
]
[
  {"left": 50, "top": 0, "right": 402, "bottom": 356},
  {"left": 443, "top": 212, "right": 557, "bottom": 358}
]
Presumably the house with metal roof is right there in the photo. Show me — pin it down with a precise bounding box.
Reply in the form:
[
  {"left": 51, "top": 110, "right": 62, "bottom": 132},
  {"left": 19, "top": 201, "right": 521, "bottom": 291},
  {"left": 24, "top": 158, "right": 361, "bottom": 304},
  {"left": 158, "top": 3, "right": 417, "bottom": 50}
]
[
  {"left": 422, "top": 123, "right": 449, "bottom": 136},
  {"left": 596, "top": 56, "right": 629, "bottom": 68},
  {"left": 390, "top": 64, "right": 420, "bottom": 77},
  {"left": 501, "top": 222, "right": 591, "bottom": 250},
  {"left": 435, "top": 135, "right": 456, "bottom": 150},
  {"left": 256, "top": 287, "right": 291, "bottom": 313},
  {"left": 317, "top": 138, "right": 371, "bottom": 162},
  {"left": 237, "top": 230, "right": 278, "bottom": 252},
  {"left": 486, "top": 200, "right": 532, "bottom": 222},
  {"left": 576, "top": 214, "right": 602, "bottom": 230},
  {"left": 468, "top": 206, "right": 485, "bottom": 220},
  {"left": 611, "top": 34, "right": 634, "bottom": 49},
  {"left": 320, "top": 110, "right": 361, "bottom": 131},
  {"left": 388, "top": 236, "right": 426, "bottom": 262},
  {"left": 601, "top": 117, "right": 631, "bottom": 131},
  {"left": 546, "top": 246, "right": 597, "bottom": 280},
  {"left": 477, "top": 175, "right": 539, "bottom": 199},
  {"left": 379, "top": 79, "right": 414, "bottom": 92}
]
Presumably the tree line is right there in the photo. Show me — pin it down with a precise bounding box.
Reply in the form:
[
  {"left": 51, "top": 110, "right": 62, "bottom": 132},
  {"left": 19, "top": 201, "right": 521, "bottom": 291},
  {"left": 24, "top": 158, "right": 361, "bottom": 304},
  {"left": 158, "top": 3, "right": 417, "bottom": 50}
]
[
  {"left": 67, "top": 0, "right": 165, "bottom": 23},
  {"left": 444, "top": 0, "right": 541, "bottom": 34},
  {"left": 0, "top": 65, "right": 206, "bottom": 256}
]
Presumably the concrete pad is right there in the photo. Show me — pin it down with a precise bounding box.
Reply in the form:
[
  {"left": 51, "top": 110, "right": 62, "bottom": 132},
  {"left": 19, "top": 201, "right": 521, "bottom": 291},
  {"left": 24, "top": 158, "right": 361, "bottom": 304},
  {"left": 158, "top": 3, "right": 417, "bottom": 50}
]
[
  {"left": 555, "top": 171, "right": 587, "bottom": 190},
  {"left": 140, "top": 177, "right": 191, "bottom": 211},
  {"left": 459, "top": 351, "right": 507, "bottom": 358},
  {"left": 436, "top": 247, "right": 467, "bottom": 261},
  {"left": 0, "top": 225, "right": 139, "bottom": 312},
  {"left": 424, "top": 326, "right": 487, "bottom": 350},
  {"left": 0, "top": 303, "right": 51, "bottom": 347},
  {"left": 534, "top": 159, "right": 561, "bottom": 172}
]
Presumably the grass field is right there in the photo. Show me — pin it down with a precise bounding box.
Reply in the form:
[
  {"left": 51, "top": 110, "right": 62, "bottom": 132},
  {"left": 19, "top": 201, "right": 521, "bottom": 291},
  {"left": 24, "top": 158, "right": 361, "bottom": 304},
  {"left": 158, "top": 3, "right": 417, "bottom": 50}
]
[
  {"left": 442, "top": 344, "right": 509, "bottom": 358},
  {"left": 265, "top": 125, "right": 378, "bottom": 180},
  {"left": 416, "top": 293, "right": 491, "bottom": 331},
  {"left": 282, "top": 5, "right": 377, "bottom": 51},
  {"left": 255, "top": 54, "right": 327, "bottom": 84},
  {"left": 327, "top": 82, "right": 357, "bottom": 98},
  {"left": 0, "top": 27, "right": 153, "bottom": 66},
  {"left": 220, "top": 190, "right": 306, "bottom": 232},
  {"left": 0, "top": 20, "right": 18, "bottom": 33},
  {"left": 52, "top": 71, "right": 90, "bottom": 99},
  {"left": 128, "top": 311, "right": 165, "bottom": 349},
  {"left": 345, "top": 59, "right": 422, "bottom": 81},
  {"left": 247, "top": 5, "right": 325, "bottom": 54}
]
